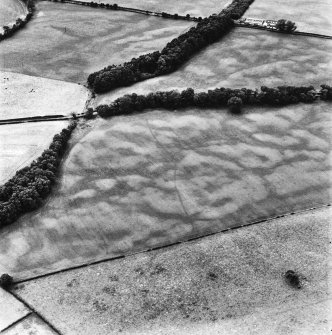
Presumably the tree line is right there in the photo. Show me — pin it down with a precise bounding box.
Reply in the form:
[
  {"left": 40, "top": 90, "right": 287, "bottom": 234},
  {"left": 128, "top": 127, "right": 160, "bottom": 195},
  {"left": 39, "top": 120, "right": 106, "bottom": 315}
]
[
  {"left": 0, "top": 0, "right": 35, "bottom": 42},
  {"left": 93, "top": 85, "right": 332, "bottom": 117},
  {"left": 51, "top": 0, "right": 203, "bottom": 22},
  {"left": 0, "top": 122, "right": 77, "bottom": 228},
  {"left": 87, "top": 0, "right": 255, "bottom": 93}
]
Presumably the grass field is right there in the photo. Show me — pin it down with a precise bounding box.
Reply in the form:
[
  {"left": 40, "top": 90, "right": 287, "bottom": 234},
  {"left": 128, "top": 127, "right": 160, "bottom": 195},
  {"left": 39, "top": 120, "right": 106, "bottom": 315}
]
[
  {"left": 95, "top": 28, "right": 332, "bottom": 105},
  {"left": 0, "top": 121, "right": 68, "bottom": 184},
  {"left": 0, "top": 0, "right": 27, "bottom": 28},
  {"left": 15, "top": 207, "right": 331, "bottom": 335},
  {"left": 0, "top": 71, "right": 89, "bottom": 119},
  {"left": 0, "top": 2, "right": 193, "bottom": 83},
  {"left": 0, "top": 102, "right": 330, "bottom": 279},
  {"left": 78, "top": 0, "right": 231, "bottom": 17},
  {"left": 245, "top": 0, "right": 332, "bottom": 36}
]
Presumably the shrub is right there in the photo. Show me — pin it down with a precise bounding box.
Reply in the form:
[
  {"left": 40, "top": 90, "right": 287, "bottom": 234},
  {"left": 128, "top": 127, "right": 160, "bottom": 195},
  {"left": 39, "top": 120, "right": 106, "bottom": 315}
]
[
  {"left": 0, "top": 274, "right": 13, "bottom": 290},
  {"left": 227, "top": 96, "right": 243, "bottom": 113},
  {"left": 276, "top": 19, "right": 297, "bottom": 32},
  {"left": 285, "top": 270, "right": 301, "bottom": 288}
]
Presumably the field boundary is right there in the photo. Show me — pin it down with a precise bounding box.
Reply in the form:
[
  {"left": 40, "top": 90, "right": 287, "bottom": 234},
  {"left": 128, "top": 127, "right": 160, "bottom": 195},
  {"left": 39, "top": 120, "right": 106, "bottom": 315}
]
[
  {"left": 41, "top": 0, "right": 202, "bottom": 21},
  {"left": 235, "top": 22, "right": 332, "bottom": 40}
]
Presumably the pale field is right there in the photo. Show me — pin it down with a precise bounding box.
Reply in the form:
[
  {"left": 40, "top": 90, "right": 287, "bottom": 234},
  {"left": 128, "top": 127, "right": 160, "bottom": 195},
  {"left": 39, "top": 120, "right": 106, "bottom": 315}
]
[
  {"left": 0, "top": 288, "right": 30, "bottom": 332},
  {"left": 0, "top": 0, "right": 27, "bottom": 27},
  {"left": 0, "top": 2, "right": 193, "bottom": 83},
  {"left": 15, "top": 207, "right": 331, "bottom": 335},
  {"left": 0, "top": 71, "right": 89, "bottom": 119},
  {"left": 2, "top": 314, "right": 57, "bottom": 335},
  {"left": 95, "top": 28, "right": 332, "bottom": 105},
  {"left": 0, "top": 121, "right": 68, "bottom": 184},
  {"left": 78, "top": 0, "right": 231, "bottom": 17},
  {"left": 245, "top": 0, "right": 332, "bottom": 36},
  {"left": 0, "top": 102, "right": 330, "bottom": 279}
]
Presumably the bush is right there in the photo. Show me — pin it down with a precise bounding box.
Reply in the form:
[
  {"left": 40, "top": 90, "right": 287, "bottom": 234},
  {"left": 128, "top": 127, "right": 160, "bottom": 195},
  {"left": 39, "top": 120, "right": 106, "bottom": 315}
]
[
  {"left": 285, "top": 270, "right": 301, "bottom": 288},
  {"left": 0, "top": 274, "right": 13, "bottom": 289},
  {"left": 0, "top": 122, "right": 77, "bottom": 227},
  {"left": 276, "top": 19, "right": 297, "bottom": 32},
  {"left": 227, "top": 96, "right": 243, "bottom": 113}
]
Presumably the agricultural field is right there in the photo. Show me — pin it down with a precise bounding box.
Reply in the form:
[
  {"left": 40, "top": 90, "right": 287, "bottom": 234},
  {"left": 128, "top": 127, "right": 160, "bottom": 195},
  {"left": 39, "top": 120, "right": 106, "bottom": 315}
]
[
  {"left": 95, "top": 28, "right": 332, "bottom": 105},
  {"left": 78, "top": 0, "right": 230, "bottom": 17},
  {"left": 0, "top": 121, "right": 68, "bottom": 184},
  {"left": 0, "top": 102, "right": 330, "bottom": 279},
  {"left": 245, "top": 0, "right": 332, "bottom": 36},
  {"left": 0, "top": 71, "right": 89, "bottom": 119},
  {"left": 14, "top": 207, "right": 331, "bottom": 335},
  {"left": 0, "top": 0, "right": 27, "bottom": 27},
  {"left": 0, "top": 287, "right": 30, "bottom": 331},
  {"left": 0, "top": 1, "right": 193, "bottom": 83}
]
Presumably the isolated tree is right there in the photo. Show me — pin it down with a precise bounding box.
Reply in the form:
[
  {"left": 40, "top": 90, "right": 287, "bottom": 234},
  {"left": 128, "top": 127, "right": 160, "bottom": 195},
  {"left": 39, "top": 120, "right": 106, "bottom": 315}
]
[
  {"left": 276, "top": 19, "right": 297, "bottom": 32},
  {"left": 0, "top": 274, "right": 13, "bottom": 289}
]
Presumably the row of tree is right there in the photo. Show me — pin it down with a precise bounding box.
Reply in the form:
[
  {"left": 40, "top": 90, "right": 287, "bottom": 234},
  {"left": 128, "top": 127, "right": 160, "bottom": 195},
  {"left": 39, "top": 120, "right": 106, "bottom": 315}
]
[
  {"left": 88, "top": 0, "right": 255, "bottom": 93},
  {"left": 220, "top": 0, "right": 255, "bottom": 20},
  {"left": 0, "top": 122, "right": 77, "bottom": 228},
  {"left": 51, "top": 0, "right": 202, "bottom": 21},
  {"left": 0, "top": 0, "right": 35, "bottom": 42},
  {"left": 94, "top": 85, "right": 332, "bottom": 117}
]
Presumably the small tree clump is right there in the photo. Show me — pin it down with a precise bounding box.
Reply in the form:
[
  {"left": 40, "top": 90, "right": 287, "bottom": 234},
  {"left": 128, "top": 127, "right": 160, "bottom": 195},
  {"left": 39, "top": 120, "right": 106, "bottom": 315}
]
[
  {"left": 227, "top": 96, "right": 243, "bottom": 114},
  {"left": 0, "top": 273, "right": 13, "bottom": 290},
  {"left": 276, "top": 19, "right": 297, "bottom": 32},
  {"left": 285, "top": 270, "right": 301, "bottom": 288}
]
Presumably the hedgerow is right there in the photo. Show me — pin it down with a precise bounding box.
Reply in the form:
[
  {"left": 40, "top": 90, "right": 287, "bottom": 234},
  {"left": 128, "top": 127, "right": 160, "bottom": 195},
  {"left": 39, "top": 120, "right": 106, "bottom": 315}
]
[
  {"left": 0, "top": 122, "right": 77, "bottom": 227},
  {"left": 0, "top": 0, "right": 35, "bottom": 42},
  {"left": 95, "top": 85, "right": 331, "bottom": 117},
  {"left": 88, "top": 0, "right": 256, "bottom": 93}
]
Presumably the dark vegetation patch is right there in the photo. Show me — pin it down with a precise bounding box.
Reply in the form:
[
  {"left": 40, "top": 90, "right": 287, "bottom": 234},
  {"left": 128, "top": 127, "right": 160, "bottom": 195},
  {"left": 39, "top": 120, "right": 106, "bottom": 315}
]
[
  {"left": 0, "top": 273, "right": 14, "bottom": 290},
  {"left": 94, "top": 85, "right": 332, "bottom": 118},
  {"left": 284, "top": 270, "right": 302, "bottom": 289}
]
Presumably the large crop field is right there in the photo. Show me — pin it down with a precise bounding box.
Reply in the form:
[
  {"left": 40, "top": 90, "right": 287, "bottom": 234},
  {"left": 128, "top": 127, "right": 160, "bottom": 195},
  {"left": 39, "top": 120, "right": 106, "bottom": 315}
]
[
  {"left": 245, "top": 0, "right": 332, "bottom": 36},
  {"left": 0, "top": 102, "right": 330, "bottom": 279},
  {"left": 95, "top": 28, "right": 332, "bottom": 105},
  {"left": 0, "top": 2, "right": 193, "bottom": 83},
  {"left": 79, "top": 0, "right": 230, "bottom": 17},
  {"left": 0, "top": 0, "right": 27, "bottom": 27}
]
